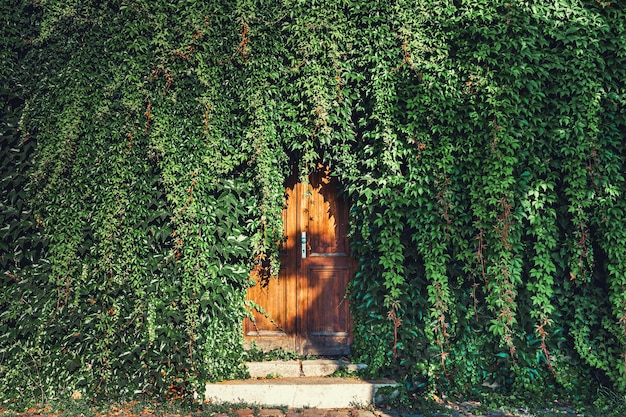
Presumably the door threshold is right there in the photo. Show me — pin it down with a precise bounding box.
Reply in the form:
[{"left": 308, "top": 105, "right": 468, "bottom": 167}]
[{"left": 247, "top": 359, "right": 368, "bottom": 378}]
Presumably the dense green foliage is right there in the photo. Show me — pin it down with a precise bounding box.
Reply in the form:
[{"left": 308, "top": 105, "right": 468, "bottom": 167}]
[{"left": 2, "top": 0, "right": 626, "bottom": 408}]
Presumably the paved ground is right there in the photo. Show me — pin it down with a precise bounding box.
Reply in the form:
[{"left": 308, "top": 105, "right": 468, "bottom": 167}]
[
  {"left": 213, "top": 409, "right": 383, "bottom": 417},
  {"left": 206, "top": 406, "right": 583, "bottom": 417},
  {"left": 0, "top": 406, "right": 589, "bottom": 417},
  {"left": 0, "top": 401, "right": 588, "bottom": 417}
]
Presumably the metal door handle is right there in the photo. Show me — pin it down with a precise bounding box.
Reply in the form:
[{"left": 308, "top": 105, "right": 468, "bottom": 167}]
[{"left": 301, "top": 232, "right": 307, "bottom": 259}]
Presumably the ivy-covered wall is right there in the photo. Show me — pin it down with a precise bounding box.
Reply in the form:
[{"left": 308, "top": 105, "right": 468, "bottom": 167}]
[{"left": 1, "top": 0, "right": 626, "bottom": 407}]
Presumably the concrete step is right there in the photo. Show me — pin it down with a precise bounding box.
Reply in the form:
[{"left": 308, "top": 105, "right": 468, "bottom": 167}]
[
  {"left": 246, "top": 360, "right": 368, "bottom": 378},
  {"left": 204, "top": 377, "right": 396, "bottom": 409}
]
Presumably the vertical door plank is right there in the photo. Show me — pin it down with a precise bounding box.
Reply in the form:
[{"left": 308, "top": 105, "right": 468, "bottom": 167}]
[{"left": 244, "top": 177, "right": 298, "bottom": 351}]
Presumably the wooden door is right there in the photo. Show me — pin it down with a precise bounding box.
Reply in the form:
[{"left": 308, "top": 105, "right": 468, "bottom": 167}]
[{"left": 244, "top": 168, "right": 354, "bottom": 355}]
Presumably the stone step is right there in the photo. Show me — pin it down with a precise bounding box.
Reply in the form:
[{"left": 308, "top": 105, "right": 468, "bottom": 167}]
[
  {"left": 246, "top": 360, "right": 368, "bottom": 378},
  {"left": 204, "top": 377, "right": 396, "bottom": 409}
]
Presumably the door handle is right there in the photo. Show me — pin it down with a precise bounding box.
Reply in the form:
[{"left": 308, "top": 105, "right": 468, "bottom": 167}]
[{"left": 301, "top": 232, "right": 307, "bottom": 259}]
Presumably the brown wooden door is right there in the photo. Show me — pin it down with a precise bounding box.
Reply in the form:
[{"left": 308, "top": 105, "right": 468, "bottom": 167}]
[{"left": 245, "top": 168, "right": 354, "bottom": 355}]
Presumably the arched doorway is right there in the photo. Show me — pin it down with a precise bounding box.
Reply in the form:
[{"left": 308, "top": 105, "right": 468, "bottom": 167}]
[{"left": 245, "top": 167, "right": 355, "bottom": 355}]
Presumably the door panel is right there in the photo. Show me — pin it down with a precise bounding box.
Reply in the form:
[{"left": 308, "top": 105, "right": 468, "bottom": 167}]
[
  {"left": 245, "top": 168, "right": 354, "bottom": 355},
  {"left": 302, "top": 266, "right": 351, "bottom": 355},
  {"left": 306, "top": 173, "right": 350, "bottom": 256},
  {"left": 244, "top": 264, "right": 295, "bottom": 351},
  {"left": 307, "top": 267, "right": 350, "bottom": 334}
]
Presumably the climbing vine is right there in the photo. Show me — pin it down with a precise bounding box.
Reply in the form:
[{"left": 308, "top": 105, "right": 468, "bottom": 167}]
[{"left": 2, "top": 0, "right": 626, "bottom": 408}]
